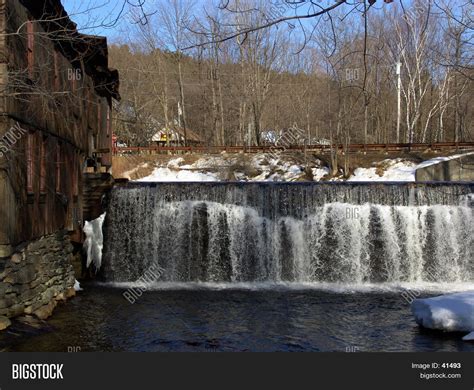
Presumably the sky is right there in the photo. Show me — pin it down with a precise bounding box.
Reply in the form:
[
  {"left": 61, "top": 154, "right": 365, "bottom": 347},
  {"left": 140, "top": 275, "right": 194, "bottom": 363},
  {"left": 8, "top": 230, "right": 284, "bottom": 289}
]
[
  {"left": 60, "top": 0, "right": 425, "bottom": 46},
  {"left": 60, "top": 1, "right": 365, "bottom": 37},
  {"left": 61, "top": 0, "right": 132, "bottom": 38}
]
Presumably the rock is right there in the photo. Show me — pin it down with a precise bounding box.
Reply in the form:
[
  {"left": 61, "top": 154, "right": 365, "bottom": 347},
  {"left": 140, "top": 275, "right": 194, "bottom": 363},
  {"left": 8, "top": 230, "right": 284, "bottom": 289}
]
[
  {"left": 11, "top": 253, "right": 22, "bottom": 264},
  {"left": 6, "top": 304, "right": 24, "bottom": 317},
  {"left": 0, "top": 244, "right": 13, "bottom": 258},
  {"left": 4, "top": 265, "right": 37, "bottom": 284},
  {"left": 16, "top": 315, "right": 45, "bottom": 329},
  {"left": 0, "top": 266, "right": 13, "bottom": 280},
  {"left": 33, "top": 300, "right": 57, "bottom": 320},
  {"left": 65, "top": 287, "right": 76, "bottom": 299},
  {"left": 26, "top": 284, "right": 45, "bottom": 299},
  {"left": 24, "top": 299, "right": 44, "bottom": 314},
  {"left": 30, "top": 277, "right": 44, "bottom": 289},
  {"left": 55, "top": 292, "right": 66, "bottom": 301},
  {"left": 27, "top": 241, "right": 44, "bottom": 252},
  {"left": 41, "top": 287, "right": 56, "bottom": 302},
  {"left": 0, "top": 294, "right": 17, "bottom": 309},
  {"left": 26, "top": 254, "right": 40, "bottom": 265},
  {"left": 0, "top": 316, "right": 11, "bottom": 330},
  {"left": 0, "top": 232, "right": 76, "bottom": 321},
  {"left": 5, "top": 283, "right": 20, "bottom": 294}
]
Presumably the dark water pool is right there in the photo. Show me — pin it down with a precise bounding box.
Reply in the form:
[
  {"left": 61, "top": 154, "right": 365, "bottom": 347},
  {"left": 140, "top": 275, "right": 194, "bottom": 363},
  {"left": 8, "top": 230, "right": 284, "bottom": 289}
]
[{"left": 2, "top": 284, "right": 472, "bottom": 352}]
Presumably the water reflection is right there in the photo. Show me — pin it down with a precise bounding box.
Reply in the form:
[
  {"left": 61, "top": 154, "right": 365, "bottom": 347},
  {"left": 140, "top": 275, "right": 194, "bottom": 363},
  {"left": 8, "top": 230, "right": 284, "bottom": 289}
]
[{"left": 2, "top": 285, "right": 472, "bottom": 352}]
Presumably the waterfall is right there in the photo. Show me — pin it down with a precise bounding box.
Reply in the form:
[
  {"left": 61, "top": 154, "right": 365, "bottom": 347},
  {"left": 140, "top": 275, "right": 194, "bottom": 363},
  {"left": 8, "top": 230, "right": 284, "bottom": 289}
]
[{"left": 102, "top": 183, "right": 473, "bottom": 285}]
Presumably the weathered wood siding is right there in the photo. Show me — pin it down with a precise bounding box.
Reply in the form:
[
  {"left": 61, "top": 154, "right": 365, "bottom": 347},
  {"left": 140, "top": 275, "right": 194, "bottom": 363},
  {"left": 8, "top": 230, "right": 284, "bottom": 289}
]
[
  {"left": 0, "top": 0, "right": 115, "bottom": 252},
  {"left": 4, "top": 0, "right": 101, "bottom": 152}
]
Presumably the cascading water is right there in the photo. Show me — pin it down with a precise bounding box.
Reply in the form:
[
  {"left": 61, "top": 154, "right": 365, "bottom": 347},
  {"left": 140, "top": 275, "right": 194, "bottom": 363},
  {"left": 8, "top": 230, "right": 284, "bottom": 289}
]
[{"left": 102, "top": 183, "right": 473, "bottom": 285}]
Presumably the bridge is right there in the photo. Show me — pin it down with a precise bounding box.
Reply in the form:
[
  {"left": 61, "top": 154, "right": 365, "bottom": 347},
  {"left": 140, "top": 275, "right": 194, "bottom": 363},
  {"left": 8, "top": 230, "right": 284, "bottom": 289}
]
[{"left": 113, "top": 142, "right": 474, "bottom": 155}]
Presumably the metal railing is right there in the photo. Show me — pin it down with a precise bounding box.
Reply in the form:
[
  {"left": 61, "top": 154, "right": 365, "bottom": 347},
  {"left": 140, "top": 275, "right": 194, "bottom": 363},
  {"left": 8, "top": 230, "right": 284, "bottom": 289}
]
[{"left": 113, "top": 142, "right": 474, "bottom": 155}]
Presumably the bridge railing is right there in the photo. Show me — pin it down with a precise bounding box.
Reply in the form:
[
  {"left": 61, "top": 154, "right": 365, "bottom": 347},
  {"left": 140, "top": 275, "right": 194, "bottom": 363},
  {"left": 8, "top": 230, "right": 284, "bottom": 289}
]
[{"left": 113, "top": 142, "right": 474, "bottom": 155}]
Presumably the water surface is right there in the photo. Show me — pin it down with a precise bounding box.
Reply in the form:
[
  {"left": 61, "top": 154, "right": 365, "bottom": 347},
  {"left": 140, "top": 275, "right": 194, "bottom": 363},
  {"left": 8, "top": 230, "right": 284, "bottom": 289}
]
[{"left": 3, "top": 283, "right": 472, "bottom": 352}]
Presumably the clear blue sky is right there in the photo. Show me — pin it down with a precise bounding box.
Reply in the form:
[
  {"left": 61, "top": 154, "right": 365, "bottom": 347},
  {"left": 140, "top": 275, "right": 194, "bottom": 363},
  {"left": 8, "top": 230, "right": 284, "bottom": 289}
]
[
  {"left": 60, "top": 0, "right": 419, "bottom": 44},
  {"left": 61, "top": 0, "right": 131, "bottom": 38}
]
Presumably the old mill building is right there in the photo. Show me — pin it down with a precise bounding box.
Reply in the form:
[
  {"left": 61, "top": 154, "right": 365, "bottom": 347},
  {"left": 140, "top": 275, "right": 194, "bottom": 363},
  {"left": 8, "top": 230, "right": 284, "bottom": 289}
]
[{"left": 0, "top": 0, "right": 119, "bottom": 322}]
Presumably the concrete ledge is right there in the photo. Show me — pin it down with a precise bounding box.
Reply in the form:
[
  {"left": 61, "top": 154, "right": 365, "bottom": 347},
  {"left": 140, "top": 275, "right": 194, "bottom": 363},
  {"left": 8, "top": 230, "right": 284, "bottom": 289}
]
[{"left": 415, "top": 153, "right": 474, "bottom": 181}]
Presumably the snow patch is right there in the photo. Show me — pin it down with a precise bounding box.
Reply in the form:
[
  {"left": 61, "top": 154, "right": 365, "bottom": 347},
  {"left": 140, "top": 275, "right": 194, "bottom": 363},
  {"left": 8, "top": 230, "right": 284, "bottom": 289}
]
[
  {"left": 463, "top": 332, "right": 474, "bottom": 341},
  {"left": 411, "top": 291, "right": 474, "bottom": 339},
  {"left": 416, "top": 151, "right": 474, "bottom": 170},
  {"left": 83, "top": 213, "right": 106, "bottom": 271},
  {"left": 167, "top": 158, "right": 185, "bottom": 169},
  {"left": 74, "top": 279, "right": 83, "bottom": 291},
  {"left": 348, "top": 152, "right": 474, "bottom": 182},
  {"left": 131, "top": 152, "right": 472, "bottom": 182},
  {"left": 349, "top": 159, "right": 417, "bottom": 182},
  {"left": 312, "top": 167, "right": 330, "bottom": 181},
  {"left": 138, "top": 167, "right": 218, "bottom": 182}
]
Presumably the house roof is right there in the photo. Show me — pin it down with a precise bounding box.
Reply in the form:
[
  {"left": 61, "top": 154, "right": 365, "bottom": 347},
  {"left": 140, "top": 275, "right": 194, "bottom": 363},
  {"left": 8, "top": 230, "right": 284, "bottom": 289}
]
[
  {"left": 152, "top": 127, "right": 201, "bottom": 143},
  {"left": 174, "top": 127, "right": 201, "bottom": 143},
  {"left": 19, "top": 0, "right": 120, "bottom": 101}
]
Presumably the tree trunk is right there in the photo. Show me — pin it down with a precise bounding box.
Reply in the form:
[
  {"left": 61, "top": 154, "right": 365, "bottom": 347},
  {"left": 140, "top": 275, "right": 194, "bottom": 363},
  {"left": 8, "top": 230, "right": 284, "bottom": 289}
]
[{"left": 177, "top": 57, "right": 188, "bottom": 146}]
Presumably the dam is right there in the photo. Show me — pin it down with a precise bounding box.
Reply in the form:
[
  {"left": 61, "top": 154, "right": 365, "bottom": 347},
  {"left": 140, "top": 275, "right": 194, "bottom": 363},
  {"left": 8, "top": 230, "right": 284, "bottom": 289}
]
[{"left": 102, "top": 182, "right": 473, "bottom": 285}]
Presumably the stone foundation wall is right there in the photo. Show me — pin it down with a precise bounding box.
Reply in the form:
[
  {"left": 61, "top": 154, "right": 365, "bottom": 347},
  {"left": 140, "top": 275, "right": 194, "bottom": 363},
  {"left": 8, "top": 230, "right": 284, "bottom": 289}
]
[{"left": 0, "top": 230, "right": 76, "bottom": 329}]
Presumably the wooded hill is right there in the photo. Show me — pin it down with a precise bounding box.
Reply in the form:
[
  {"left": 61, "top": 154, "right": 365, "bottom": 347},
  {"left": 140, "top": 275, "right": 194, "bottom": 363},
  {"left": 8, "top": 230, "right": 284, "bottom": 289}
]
[{"left": 108, "top": 0, "right": 473, "bottom": 148}]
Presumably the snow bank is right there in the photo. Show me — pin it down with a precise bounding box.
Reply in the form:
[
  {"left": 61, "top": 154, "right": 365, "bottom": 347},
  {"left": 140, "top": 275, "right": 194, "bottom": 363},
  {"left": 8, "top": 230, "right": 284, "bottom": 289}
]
[
  {"left": 416, "top": 151, "right": 474, "bottom": 170},
  {"left": 247, "top": 156, "right": 307, "bottom": 181},
  {"left": 463, "top": 332, "right": 474, "bottom": 341},
  {"left": 349, "top": 160, "right": 417, "bottom": 182},
  {"left": 411, "top": 291, "right": 474, "bottom": 339},
  {"left": 167, "top": 157, "right": 185, "bottom": 169},
  {"left": 137, "top": 154, "right": 309, "bottom": 182},
  {"left": 312, "top": 167, "right": 330, "bottom": 181},
  {"left": 138, "top": 167, "right": 218, "bottom": 182},
  {"left": 136, "top": 157, "right": 219, "bottom": 181},
  {"left": 348, "top": 152, "right": 474, "bottom": 182},
  {"left": 132, "top": 152, "right": 473, "bottom": 183},
  {"left": 83, "top": 213, "right": 106, "bottom": 271}
]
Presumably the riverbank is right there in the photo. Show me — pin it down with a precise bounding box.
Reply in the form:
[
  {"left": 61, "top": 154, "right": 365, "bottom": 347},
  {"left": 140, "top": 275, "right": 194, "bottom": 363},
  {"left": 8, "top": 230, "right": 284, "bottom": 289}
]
[{"left": 111, "top": 151, "right": 473, "bottom": 182}]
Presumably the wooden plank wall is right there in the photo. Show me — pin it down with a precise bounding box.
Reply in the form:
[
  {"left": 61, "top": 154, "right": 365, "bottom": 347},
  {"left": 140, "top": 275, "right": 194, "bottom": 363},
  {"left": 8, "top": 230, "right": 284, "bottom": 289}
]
[
  {"left": 0, "top": 0, "right": 112, "bottom": 249},
  {"left": 5, "top": 0, "right": 101, "bottom": 152}
]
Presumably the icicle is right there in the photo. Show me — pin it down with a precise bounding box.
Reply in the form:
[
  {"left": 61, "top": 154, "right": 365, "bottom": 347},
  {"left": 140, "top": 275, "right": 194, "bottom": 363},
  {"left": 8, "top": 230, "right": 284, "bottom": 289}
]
[{"left": 83, "top": 213, "right": 106, "bottom": 271}]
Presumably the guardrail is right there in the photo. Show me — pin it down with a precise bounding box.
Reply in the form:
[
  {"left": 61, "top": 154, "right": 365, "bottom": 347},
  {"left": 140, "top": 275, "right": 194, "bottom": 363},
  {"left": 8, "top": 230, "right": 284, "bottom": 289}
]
[{"left": 113, "top": 142, "right": 474, "bottom": 155}]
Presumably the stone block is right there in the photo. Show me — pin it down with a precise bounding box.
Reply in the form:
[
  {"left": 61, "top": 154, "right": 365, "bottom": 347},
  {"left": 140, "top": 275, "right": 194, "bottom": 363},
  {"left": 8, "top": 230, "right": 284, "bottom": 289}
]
[
  {"left": 0, "top": 316, "right": 11, "bottom": 330},
  {"left": 4, "top": 265, "right": 37, "bottom": 284},
  {"left": 6, "top": 304, "right": 24, "bottom": 317},
  {"left": 11, "top": 253, "right": 22, "bottom": 264},
  {"left": 33, "top": 300, "right": 57, "bottom": 320},
  {"left": 0, "top": 245, "right": 12, "bottom": 258},
  {"left": 65, "top": 287, "right": 76, "bottom": 299},
  {"left": 0, "top": 232, "right": 76, "bottom": 324}
]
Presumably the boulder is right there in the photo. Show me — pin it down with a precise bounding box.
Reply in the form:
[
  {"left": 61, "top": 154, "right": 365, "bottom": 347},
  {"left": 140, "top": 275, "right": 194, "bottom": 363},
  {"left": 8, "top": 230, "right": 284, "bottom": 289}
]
[
  {"left": 33, "top": 300, "right": 57, "bottom": 320},
  {"left": 11, "top": 253, "right": 22, "bottom": 264},
  {"left": 0, "top": 315, "right": 11, "bottom": 331}
]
